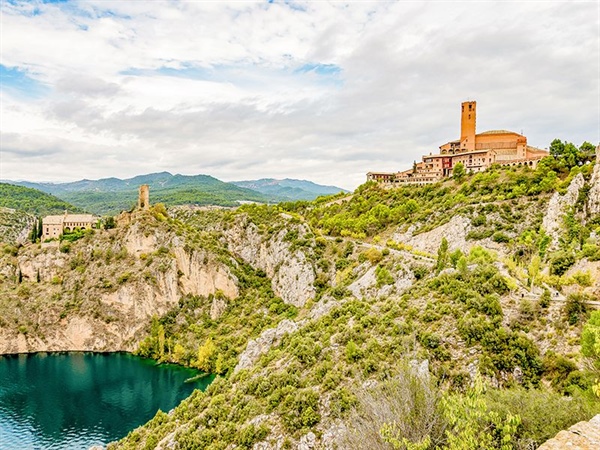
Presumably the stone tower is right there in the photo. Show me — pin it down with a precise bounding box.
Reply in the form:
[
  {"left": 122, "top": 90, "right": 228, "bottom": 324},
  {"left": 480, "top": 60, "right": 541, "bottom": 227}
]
[
  {"left": 138, "top": 185, "right": 150, "bottom": 210},
  {"left": 460, "top": 101, "right": 476, "bottom": 152}
]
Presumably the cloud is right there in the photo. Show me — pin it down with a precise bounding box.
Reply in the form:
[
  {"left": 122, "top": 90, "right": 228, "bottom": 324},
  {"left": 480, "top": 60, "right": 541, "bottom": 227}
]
[
  {"left": 0, "top": 1, "right": 598, "bottom": 190},
  {"left": 55, "top": 74, "right": 121, "bottom": 97}
]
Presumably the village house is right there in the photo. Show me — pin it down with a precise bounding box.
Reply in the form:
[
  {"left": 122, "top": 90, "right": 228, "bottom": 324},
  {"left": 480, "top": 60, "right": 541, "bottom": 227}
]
[{"left": 367, "top": 101, "right": 548, "bottom": 185}]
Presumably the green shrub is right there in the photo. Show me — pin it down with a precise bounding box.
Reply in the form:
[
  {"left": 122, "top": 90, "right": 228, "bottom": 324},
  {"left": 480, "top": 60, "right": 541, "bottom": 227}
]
[
  {"left": 492, "top": 231, "right": 510, "bottom": 243},
  {"left": 346, "top": 340, "right": 363, "bottom": 362},
  {"left": 279, "top": 389, "right": 321, "bottom": 431},
  {"left": 549, "top": 251, "right": 575, "bottom": 276},
  {"left": 563, "top": 293, "right": 590, "bottom": 325},
  {"left": 376, "top": 265, "right": 394, "bottom": 287}
]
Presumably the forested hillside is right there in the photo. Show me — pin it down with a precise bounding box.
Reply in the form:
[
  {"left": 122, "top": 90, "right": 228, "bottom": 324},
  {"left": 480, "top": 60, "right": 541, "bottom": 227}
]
[{"left": 0, "top": 183, "right": 80, "bottom": 216}]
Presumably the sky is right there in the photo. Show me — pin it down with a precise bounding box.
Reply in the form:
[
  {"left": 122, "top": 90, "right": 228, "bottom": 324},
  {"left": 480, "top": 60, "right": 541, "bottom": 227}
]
[{"left": 0, "top": 0, "right": 599, "bottom": 190}]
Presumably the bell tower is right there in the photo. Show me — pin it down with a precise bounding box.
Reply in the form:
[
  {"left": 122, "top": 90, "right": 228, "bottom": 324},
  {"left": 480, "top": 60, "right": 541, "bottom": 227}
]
[
  {"left": 460, "top": 101, "right": 476, "bottom": 152},
  {"left": 138, "top": 184, "right": 150, "bottom": 210}
]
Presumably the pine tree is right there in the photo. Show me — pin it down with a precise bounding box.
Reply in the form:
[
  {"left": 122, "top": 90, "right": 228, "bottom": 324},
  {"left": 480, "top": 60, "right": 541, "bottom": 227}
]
[
  {"left": 30, "top": 220, "right": 38, "bottom": 243},
  {"left": 436, "top": 238, "right": 449, "bottom": 274},
  {"left": 37, "top": 217, "right": 43, "bottom": 240}
]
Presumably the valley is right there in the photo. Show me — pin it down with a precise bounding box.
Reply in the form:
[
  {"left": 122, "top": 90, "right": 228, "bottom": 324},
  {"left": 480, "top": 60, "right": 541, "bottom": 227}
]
[{"left": 0, "top": 148, "right": 599, "bottom": 449}]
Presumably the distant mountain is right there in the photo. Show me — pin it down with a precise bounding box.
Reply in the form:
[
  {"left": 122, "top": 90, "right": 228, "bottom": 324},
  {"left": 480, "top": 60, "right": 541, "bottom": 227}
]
[
  {"left": 8, "top": 173, "right": 272, "bottom": 216},
  {"left": 0, "top": 183, "right": 81, "bottom": 216},
  {"left": 231, "top": 178, "right": 348, "bottom": 201}
]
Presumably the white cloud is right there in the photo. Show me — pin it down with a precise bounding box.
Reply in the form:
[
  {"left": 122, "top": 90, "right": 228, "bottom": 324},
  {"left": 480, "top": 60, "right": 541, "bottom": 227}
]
[{"left": 0, "top": 0, "right": 598, "bottom": 190}]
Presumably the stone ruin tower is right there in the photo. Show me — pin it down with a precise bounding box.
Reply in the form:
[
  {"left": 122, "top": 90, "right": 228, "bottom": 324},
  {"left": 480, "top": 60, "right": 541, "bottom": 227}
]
[{"left": 138, "top": 184, "right": 150, "bottom": 210}]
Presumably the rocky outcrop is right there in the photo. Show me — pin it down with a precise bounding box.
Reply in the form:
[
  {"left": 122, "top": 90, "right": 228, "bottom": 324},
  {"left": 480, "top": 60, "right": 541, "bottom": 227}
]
[
  {"left": 0, "top": 315, "right": 139, "bottom": 354},
  {"left": 0, "top": 207, "right": 35, "bottom": 245},
  {"left": 538, "top": 414, "right": 600, "bottom": 450},
  {"left": 235, "top": 319, "right": 301, "bottom": 372},
  {"left": 17, "top": 250, "right": 68, "bottom": 282},
  {"left": 224, "top": 216, "right": 316, "bottom": 307},
  {"left": 393, "top": 215, "right": 472, "bottom": 254},
  {"left": 173, "top": 247, "right": 239, "bottom": 299},
  {"left": 542, "top": 172, "right": 585, "bottom": 250},
  {"left": 588, "top": 146, "right": 600, "bottom": 217},
  {"left": 0, "top": 221, "right": 240, "bottom": 355},
  {"left": 123, "top": 221, "right": 162, "bottom": 256},
  {"left": 348, "top": 260, "right": 415, "bottom": 300}
]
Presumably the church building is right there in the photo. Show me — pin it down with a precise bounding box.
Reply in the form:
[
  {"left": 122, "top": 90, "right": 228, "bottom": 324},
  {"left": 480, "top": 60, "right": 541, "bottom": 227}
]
[{"left": 367, "top": 101, "right": 548, "bottom": 185}]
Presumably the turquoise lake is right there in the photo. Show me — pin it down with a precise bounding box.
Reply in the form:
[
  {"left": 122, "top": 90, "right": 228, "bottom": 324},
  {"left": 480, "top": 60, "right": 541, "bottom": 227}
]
[{"left": 0, "top": 352, "right": 213, "bottom": 449}]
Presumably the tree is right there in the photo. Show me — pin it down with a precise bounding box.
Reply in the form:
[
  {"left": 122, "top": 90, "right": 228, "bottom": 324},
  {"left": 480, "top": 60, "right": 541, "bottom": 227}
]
[
  {"left": 196, "top": 337, "right": 216, "bottom": 372},
  {"left": 37, "top": 217, "right": 43, "bottom": 240},
  {"left": 442, "top": 376, "right": 521, "bottom": 450},
  {"left": 581, "top": 310, "right": 600, "bottom": 361},
  {"left": 549, "top": 138, "right": 587, "bottom": 168},
  {"left": 436, "top": 238, "right": 449, "bottom": 274},
  {"left": 549, "top": 138, "right": 565, "bottom": 157},
  {"left": 453, "top": 162, "right": 466, "bottom": 181},
  {"left": 579, "top": 141, "right": 596, "bottom": 155},
  {"left": 30, "top": 219, "right": 38, "bottom": 243},
  {"left": 103, "top": 216, "right": 116, "bottom": 229}
]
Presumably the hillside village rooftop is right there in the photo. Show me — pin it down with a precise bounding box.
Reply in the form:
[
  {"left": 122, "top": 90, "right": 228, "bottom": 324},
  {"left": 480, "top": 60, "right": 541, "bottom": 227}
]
[{"left": 367, "top": 101, "right": 548, "bottom": 185}]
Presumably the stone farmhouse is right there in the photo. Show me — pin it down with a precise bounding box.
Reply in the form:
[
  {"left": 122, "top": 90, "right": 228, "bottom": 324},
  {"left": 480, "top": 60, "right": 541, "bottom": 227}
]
[
  {"left": 42, "top": 213, "right": 98, "bottom": 241},
  {"left": 367, "top": 101, "right": 548, "bottom": 185}
]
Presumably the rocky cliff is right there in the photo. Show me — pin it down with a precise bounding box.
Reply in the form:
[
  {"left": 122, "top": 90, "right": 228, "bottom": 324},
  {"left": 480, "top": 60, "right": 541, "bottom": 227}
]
[
  {"left": 0, "top": 211, "right": 239, "bottom": 354},
  {"left": 538, "top": 414, "right": 600, "bottom": 450},
  {"left": 224, "top": 214, "right": 316, "bottom": 307},
  {"left": 587, "top": 145, "right": 600, "bottom": 218},
  {"left": 542, "top": 172, "right": 585, "bottom": 250}
]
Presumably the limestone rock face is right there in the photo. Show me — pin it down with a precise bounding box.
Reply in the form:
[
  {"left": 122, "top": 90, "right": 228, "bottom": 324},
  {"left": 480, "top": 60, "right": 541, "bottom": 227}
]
[
  {"left": 348, "top": 260, "right": 416, "bottom": 300},
  {"left": 123, "top": 222, "right": 161, "bottom": 256},
  {"left": 0, "top": 207, "right": 35, "bottom": 245},
  {"left": 173, "top": 247, "right": 239, "bottom": 300},
  {"left": 538, "top": 414, "right": 600, "bottom": 450},
  {"left": 542, "top": 172, "right": 585, "bottom": 250},
  {"left": 234, "top": 319, "right": 301, "bottom": 372},
  {"left": 1, "top": 223, "right": 239, "bottom": 355},
  {"left": 224, "top": 216, "right": 315, "bottom": 307},
  {"left": 18, "top": 251, "right": 68, "bottom": 282},
  {"left": 588, "top": 146, "right": 600, "bottom": 217},
  {"left": 393, "top": 215, "right": 472, "bottom": 254}
]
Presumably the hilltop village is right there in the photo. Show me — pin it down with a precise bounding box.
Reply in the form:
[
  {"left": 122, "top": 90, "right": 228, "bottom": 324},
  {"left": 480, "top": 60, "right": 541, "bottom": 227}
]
[{"left": 367, "top": 101, "right": 549, "bottom": 185}]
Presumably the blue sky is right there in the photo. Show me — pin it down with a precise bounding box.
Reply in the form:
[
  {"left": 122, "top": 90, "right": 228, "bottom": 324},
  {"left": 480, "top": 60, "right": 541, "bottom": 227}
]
[
  {"left": 0, "top": 0, "right": 598, "bottom": 188},
  {"left": 0, "top": 65, "right": 49, "bottom": 98}
]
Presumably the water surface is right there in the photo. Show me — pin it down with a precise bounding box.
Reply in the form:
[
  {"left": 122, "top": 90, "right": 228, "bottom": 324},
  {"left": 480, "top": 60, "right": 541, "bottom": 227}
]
[{"left": 0, "top": 352, "right": 213, "bottom": 449}]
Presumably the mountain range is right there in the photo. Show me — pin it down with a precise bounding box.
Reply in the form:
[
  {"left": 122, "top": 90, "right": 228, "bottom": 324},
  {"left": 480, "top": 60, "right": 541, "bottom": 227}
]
[
  {"left": 231, "top": 178, "right": 348, "bottom": 201},
  {"left": 5, "top": 173, "right": 347, "bottom": 216}
]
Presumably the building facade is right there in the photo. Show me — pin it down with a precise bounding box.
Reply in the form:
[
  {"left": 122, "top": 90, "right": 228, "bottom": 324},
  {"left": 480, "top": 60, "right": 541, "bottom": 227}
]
[
  {"left": 367, "top": 101, "right": 548, "bottom": 185},
  {"left": 42, "top": 213, "right": 98, "bottom": 240}
]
